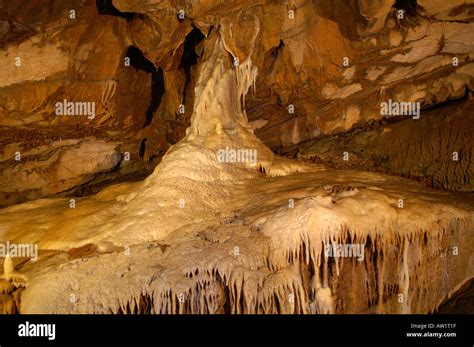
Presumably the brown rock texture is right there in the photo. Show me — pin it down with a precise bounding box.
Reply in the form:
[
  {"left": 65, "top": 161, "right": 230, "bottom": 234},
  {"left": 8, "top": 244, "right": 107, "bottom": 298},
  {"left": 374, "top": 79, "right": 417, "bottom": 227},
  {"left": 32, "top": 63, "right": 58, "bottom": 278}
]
[
  {"left": 280, "top": 97, "right": 474, "bottom": 191},
  {"left": 1, "top": 0, "right": 473, "bottom": 204}
]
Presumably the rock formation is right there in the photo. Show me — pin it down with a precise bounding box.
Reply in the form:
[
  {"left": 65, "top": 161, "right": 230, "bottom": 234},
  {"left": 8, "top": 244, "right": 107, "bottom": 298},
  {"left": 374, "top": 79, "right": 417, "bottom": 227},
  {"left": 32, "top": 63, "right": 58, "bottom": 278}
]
[{"left": 0, "top": 0, "right": 473, "bottom": 314}]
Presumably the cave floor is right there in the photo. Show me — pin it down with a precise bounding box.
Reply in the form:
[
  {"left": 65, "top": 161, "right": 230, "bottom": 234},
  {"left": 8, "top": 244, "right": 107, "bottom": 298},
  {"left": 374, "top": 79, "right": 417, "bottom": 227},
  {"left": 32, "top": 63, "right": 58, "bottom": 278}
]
[{"left": 1, "top": 151, "right": 472, "bottom": 313}]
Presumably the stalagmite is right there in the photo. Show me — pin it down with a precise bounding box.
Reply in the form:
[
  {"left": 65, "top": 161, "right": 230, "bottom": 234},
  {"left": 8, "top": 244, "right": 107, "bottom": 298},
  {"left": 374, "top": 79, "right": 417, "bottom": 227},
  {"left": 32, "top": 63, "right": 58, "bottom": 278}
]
[
  {"left": 3, "top": 255, "right": 13, "bottom": 282},
  {"left": 1, "top": 255, "right": 27, "bottom": 285}
]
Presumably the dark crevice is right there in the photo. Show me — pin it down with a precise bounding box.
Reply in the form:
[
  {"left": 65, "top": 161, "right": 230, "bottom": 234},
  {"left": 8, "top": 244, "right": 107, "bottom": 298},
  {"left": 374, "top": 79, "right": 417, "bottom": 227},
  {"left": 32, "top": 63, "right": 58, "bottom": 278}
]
[
  {"left": 124, "top": 46, "right": 165, "bottom": 128},
  {"left": 373, "top": 243, "right": 379, "bottom": 304},
  {"left": 96, "top": 0, "right": 135, "bottom": 19},
  {"left": 274, "top": 293, "right": 281, "bottom": 312},
  {"left": 217, "top": 273, "right": 231, "bottom": 314},
  {"left": 272, "top": 39, "right": 285, "bottom": 59},
  {"left": 125, "top": 46, "right": 155, "bottom": 73},
  {"left": 139, "top": 138, "right": 147, "bottom": 159},
  {"left": 394, "top": 0, "right": 418, "bottom": 17},
  {"left": 207, "top": 25, "right": 214, "bottom": 37},
  {"left": 179, "top": 26, "right": 205, "bottom": 105},
  {"left": 144, "top": 68, "right": 165, "bottom": 127}
]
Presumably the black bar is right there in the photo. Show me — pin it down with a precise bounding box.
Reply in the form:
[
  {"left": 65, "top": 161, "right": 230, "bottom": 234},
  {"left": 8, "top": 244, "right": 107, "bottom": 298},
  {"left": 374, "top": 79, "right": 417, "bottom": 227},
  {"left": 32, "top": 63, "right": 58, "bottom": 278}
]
[{"left": 0, "top": 314, "right": 472, "bottom": 346}]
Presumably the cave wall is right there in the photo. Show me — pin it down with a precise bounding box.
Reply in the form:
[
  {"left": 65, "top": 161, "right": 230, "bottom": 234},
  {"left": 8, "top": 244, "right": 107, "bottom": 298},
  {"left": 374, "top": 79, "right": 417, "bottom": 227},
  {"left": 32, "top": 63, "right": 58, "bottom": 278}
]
[{"left": 0, "top": 0, "right": 473, "bottom": 207}]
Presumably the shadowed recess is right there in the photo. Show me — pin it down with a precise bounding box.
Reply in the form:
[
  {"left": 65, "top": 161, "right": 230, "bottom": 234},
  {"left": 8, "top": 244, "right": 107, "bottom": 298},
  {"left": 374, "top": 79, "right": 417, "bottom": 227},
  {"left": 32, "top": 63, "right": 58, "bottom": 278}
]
[
  {"left": 96, "top": 0, "right": 135, "bottom": 19},
  {"left": 179, "top": 26, "right": 205, "bottom": 106}
]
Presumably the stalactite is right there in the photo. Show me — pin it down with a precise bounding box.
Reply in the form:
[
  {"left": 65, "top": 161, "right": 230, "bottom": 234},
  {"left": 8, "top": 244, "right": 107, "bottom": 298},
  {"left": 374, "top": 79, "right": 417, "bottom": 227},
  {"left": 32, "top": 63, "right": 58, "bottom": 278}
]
[
  {"left": 400, "top": 237, "right": 410, "bottom": 313},
  {"left": 67, "top": 217, "right": 471, "bottom": 315},
  {"left": 376, "top": 243, "right": 385, "bottom": 313}
]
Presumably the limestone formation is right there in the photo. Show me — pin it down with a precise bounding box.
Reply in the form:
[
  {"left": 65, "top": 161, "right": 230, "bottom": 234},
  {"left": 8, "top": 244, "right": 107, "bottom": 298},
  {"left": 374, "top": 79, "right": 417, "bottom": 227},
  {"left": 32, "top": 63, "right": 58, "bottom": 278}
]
[{"left": 0, "top": 0, "right": 472, "bottom": 314}]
